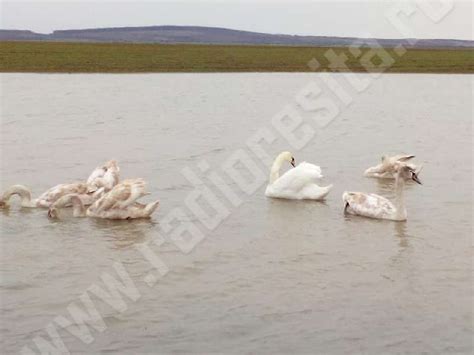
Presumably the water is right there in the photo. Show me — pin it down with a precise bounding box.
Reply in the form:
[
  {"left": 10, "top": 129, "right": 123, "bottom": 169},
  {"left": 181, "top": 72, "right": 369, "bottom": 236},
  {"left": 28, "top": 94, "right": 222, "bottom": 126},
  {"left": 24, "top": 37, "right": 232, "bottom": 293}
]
[{"left": 1, "top": 73, "right": 472, "bottom": 354}]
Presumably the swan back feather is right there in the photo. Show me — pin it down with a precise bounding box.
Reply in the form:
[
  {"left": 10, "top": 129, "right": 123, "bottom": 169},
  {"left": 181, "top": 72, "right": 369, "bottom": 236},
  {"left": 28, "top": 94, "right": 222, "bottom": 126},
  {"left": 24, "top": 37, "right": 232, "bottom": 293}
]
[
  {"left": 90, "top": 178, "right": 148, "bottom": 214},
  {"left": 343, "top": 192, "right": 397, "bottom": 220},
  {"left": 36, "top": 182, "right": 89, "bottom": 207},
  {"left": 87, "top": 160, "right": 120, "bottom": 191}
]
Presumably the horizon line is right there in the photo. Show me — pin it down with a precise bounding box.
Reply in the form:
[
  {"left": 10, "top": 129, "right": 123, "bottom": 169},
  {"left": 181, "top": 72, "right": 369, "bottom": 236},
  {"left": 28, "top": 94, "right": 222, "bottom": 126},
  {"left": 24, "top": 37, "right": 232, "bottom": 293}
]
[{"left": 1, "top": 25, "right": 473, "bottom": 42}]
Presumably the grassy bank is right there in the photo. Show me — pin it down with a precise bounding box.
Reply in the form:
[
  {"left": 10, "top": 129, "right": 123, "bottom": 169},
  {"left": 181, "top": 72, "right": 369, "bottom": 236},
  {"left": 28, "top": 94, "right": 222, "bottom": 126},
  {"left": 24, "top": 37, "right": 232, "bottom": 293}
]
[{"left": 0, "top": 41, "right": 473, "bottom": 73}]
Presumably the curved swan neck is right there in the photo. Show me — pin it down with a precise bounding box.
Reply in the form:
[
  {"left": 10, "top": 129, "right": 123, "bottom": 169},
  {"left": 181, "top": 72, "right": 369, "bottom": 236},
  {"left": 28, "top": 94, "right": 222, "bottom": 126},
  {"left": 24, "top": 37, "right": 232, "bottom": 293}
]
[
  {"left": 71, "top": 196, "right": 87, "bottom": 217},
  {"left": 269, "top": 153, "right": 287, "bottom": 184},
  {"left": 1, "top": 185, "right": 36, "bottom": 207}
]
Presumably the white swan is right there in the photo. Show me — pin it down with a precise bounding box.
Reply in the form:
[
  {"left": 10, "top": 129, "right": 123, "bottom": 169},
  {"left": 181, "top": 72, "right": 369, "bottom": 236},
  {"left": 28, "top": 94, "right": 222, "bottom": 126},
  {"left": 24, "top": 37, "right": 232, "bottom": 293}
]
[
  {"left": 48, "top": 178, "right": 159, "bottom": 220},
  {"left": 0, "top": 183, "right": 105, "bottom": 209},
  {"left": 87, "top": 159, "right": 120, "bottom": 191},
  {"left": 343, "top": 163, "right": 422, "bottom": 221},
  {"left": 265, "top": 151, "right": 332, "bottom": 200},
  {"left": 364, "top": 154, "right": 421, "bottom": 179}
]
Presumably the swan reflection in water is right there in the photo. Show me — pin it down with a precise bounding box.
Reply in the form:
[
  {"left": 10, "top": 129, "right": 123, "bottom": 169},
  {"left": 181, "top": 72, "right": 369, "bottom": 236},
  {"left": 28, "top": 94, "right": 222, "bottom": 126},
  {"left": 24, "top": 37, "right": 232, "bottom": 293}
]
[{"left": 91, "top": 218, "right": 157, "bottom": 249}]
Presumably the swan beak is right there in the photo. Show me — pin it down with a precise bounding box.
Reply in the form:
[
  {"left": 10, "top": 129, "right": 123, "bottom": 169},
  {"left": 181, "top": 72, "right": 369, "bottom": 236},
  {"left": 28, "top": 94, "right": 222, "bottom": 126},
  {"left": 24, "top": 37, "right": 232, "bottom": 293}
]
[
  {"left": 291, "top": 158, "right": 296, "bottom": 167},
  {"left": 412, "top": 173, "right": 422, "bottom": 185}
]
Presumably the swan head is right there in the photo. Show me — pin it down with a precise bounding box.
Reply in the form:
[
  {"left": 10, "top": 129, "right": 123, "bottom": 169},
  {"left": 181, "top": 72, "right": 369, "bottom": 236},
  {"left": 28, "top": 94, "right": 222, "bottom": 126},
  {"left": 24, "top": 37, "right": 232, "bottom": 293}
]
[
  {"left": 104, "top": 159, "right": 120, "bottom": 172},
  {"left": 279, "top": 151, "right": 295, "bottom": 167},
  {"left": 47, "top": 207, "right": 59, "bottom": 219},
  {"left": 395, "top": 163, "right": 422, "bottom": 185}
]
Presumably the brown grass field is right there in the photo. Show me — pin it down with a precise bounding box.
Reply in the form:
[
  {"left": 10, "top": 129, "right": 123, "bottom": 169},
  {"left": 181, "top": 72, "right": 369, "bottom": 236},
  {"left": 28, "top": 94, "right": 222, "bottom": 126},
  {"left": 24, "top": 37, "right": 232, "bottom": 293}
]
[{"left": 0, "top": 41, "right": 472, "bottom": 73}]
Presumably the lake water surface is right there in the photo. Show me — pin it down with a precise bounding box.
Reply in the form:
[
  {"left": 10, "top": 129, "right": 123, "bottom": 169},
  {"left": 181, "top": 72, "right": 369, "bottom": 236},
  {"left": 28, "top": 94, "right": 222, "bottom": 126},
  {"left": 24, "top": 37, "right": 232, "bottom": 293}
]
[{"left": 1, "top": 73, "right": 472, "bottom": 354}]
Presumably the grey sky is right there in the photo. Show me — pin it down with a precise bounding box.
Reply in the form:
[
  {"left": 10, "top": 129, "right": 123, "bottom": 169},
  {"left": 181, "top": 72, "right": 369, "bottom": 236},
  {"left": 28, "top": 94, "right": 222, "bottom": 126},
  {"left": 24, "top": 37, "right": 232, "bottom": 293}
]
[{"left": 1, "top": 1, "right": 472, "bottom": 40}]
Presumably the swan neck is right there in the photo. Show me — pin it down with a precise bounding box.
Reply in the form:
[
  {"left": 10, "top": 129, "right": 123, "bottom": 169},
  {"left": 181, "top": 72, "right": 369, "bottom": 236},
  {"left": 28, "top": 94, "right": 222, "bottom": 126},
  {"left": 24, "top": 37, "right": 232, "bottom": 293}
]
[
  {"left": 2, "top": 186, "right": 35, "bottom": 207},
  {"left": 269, "top": 155, "right": 285, "bottom": 184},
  {"left": 71, "top": 196, "right": 87, "bottom": 217}
]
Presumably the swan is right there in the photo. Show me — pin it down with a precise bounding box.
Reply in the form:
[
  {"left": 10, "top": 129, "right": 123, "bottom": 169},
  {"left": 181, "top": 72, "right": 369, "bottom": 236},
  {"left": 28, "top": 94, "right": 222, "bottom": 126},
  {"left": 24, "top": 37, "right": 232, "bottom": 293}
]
[
  {"left": 343, "top": 163, "right": 422, "bottom": 221},
  {"left": 48, "top": 178, "right": 159, "bottom": 220},
  {"left": 364, "top": 154, "right": 421, "bottom": 179},
  {"left": 87, "top": 159, "right": 120, "bottom": 191},
  {"left": 0, "top": 159, "right": 119, "bottom": 209},
  {"left": 0, "top": 183, "right": 105, "bottom": 209},
  {"left": 265, "top": 151, "right": 332, "bottom": 200}
]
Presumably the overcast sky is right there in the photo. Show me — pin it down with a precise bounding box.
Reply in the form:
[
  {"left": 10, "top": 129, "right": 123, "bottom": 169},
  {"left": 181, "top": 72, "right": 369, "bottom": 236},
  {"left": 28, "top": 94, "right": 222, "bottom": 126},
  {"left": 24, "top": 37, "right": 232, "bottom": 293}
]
[{"left": 1, "top": 1, "right": 472, "bottom": 40}]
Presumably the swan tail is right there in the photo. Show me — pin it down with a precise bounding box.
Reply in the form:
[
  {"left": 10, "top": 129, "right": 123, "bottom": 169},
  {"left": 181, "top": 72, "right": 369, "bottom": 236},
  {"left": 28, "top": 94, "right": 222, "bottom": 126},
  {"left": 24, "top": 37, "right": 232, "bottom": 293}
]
[
  {"left": 145, "top": 200, "right": 160, "bottom": 217},
  {"left": 301, "top": 184, "right": 332, "bottom": 200},
  {"left": 319, "top": 184, "right": 333, "bottom": 199},
  {"left": 364, "top": 167, "right": 376, "bottom": 177}
]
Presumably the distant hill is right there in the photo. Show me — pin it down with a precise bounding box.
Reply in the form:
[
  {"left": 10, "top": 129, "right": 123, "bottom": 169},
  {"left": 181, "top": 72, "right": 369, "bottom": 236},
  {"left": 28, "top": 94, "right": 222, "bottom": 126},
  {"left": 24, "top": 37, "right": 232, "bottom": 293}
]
[
  {"left": 1, "top": 26, "right": 473, "bottom": 48},
  {"left": 0, "top": 30, "right": 46, "bottom": 41}
]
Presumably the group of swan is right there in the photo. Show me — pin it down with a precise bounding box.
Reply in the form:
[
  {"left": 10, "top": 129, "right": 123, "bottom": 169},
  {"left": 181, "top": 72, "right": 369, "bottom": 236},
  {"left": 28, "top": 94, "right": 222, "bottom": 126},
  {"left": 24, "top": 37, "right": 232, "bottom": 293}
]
[
  {"left": 343, "top": 162, "right": 421, "bottom": 221},
  {"left": 1, "top": 153, "right": 422, "bottom": 222},
  {"left": 265, "top": 152, "right": 422, "bottom": 221},
  {"left": 0, "top": 160, "right": 159, "bottom": 220}
]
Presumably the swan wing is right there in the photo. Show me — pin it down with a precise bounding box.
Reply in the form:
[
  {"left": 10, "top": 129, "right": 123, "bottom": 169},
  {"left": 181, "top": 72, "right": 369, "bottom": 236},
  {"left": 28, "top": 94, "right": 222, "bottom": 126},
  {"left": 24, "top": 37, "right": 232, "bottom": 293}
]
[
  {"left": 50, "top": 194, "right": 76, "bottom": 209},
  {"left": 94, "top": 170, "right": 120, "bottom": 191},
  {"left": 366, "top": 159, "right": 419, "bottom": 179},
  {"left": 77, "top": 187, "right": 105, "bottom": 206},
  {"left": 343, "top": 192, "right": 395, "bottom": 218},
  {"left": 37, "top": 182, "right": 88, "bottom": 206},
  {"left": 366, "top": 157, "right": 403, "bottom": 177},
  {"left": 299, "top": 183, "right": 333, "bottom": 200},
  {"left": 96, "top": 200, "right": 160, "bottom": 219},
  {"left": 364, "top": 163, "right": 385, "bottom": 176},
  {"left": 87, "top": 167, "right": 106, "bottom": 185},
  {"left": 88, "top": 168, "right": 120, "bottom": 191},
  {"left": 87, "top": 161, "right": 120, "bottom": 190},
  {"left": 297, "top": 162, "right": 323, "bottom": 178},
  {"left": 93, "top": 178, "right": 147, "bottom": 212},
  {"left": 392, "top": 154, "right": 415, "bottom": 163},
  {"left": 273, "top": 162, "right": 322, "bottom": 189}
]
